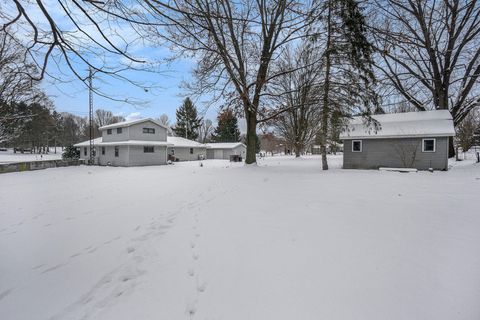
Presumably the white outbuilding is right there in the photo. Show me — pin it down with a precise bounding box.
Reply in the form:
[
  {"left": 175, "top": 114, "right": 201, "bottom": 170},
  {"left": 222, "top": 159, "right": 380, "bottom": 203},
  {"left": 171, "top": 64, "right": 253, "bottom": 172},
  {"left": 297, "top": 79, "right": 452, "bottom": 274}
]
[{"left": 205, "top": 142, "right": 246, "bottom": 160}]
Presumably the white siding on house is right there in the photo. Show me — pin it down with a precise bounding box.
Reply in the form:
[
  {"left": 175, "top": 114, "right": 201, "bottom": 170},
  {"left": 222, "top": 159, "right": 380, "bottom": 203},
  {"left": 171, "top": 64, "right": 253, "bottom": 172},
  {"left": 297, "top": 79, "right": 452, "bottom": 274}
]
[
  {"left": 128, "top": 121, "right": 167, "bottom": 141},
  {"left": 101, "top": 126, "right": 130, "bottom": 142},
  {"left": 168, "top": 147, "right": 206, "bottom": 161},
  {"left": 98, "top": 145, "right": 129, "bottom": 166},
  {"left": 128, "top": 145, "right": 167, "bottom": 166},
  {"left": 101, "top": 120, "right": 167, "bottom": 143}
]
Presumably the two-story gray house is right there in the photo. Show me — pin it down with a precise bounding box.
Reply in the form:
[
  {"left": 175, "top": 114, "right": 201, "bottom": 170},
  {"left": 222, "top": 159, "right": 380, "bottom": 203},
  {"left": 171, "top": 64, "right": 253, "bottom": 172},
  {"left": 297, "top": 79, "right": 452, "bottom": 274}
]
[
  {"left": 340, "top": 110, "right": 456, "bottom": 171},
  {"left": 74, "top": 118, "right": 207, "bottom": 166}
]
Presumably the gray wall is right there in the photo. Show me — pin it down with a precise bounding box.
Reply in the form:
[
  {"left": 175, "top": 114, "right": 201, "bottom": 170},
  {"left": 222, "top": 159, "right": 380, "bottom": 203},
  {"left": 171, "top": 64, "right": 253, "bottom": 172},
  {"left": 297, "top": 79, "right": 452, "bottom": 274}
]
[
  {"left": 81, "top": 145, "right": 167, "bottom": 166},
  {"left": 101, "top": 121, "right": 167, "bottom": 142},
  {"left": 168, "top": 147, "right": 206, "bottom": 161},
  {"left": 97, "top": 145, "right": 129, "bottom": 166},
  {"left": 128, "top": 145, "right": 167, "bottom": 166},
  {"left": 343, "top": 137, "right": 449, "bottom": 170},
  {"left": 206, "top": 145, "right": 246, "bottom": 159}
]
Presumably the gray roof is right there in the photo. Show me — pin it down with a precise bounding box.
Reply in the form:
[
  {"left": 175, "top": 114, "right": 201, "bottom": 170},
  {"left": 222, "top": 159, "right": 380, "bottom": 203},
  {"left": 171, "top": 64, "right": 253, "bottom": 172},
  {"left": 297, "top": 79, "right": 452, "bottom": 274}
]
[
  {"left": 99, "top": 118, "right": 169, "bottom": 131},
  {"left": 340, "top": 110, "right": 456, "bottom": 139}
]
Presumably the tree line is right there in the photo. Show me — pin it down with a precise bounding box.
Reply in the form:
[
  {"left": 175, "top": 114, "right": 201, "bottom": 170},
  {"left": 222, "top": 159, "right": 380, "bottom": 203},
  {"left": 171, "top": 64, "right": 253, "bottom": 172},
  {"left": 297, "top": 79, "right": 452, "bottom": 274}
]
[{"left": 2, "top": 0, "right": 480, "bottom": 166}]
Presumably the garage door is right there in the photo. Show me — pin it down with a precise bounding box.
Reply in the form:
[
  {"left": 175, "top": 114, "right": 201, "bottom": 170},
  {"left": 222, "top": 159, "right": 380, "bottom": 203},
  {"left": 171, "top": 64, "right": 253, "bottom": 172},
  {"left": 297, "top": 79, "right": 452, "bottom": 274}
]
[{"left": 214, "top": 149, "right": 223, "bottom": 159}]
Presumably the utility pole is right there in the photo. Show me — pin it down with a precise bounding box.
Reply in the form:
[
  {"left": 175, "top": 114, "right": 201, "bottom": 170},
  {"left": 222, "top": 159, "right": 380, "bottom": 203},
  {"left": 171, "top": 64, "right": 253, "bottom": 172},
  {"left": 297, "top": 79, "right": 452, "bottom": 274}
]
[{"left": 88, "top": 67, "right": 95, "bottom": 165}]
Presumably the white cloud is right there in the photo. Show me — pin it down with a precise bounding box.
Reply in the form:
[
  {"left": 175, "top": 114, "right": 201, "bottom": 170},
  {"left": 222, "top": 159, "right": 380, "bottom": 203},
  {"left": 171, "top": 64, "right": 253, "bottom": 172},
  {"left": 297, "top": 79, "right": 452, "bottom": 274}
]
[{"left": 125, "top": 112, "right": 142, "bottom": 120}]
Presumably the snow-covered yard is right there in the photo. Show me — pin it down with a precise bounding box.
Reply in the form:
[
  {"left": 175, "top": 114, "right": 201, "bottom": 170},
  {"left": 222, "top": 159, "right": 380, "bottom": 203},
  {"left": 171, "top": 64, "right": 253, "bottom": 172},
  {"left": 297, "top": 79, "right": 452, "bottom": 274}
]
[
  {"left": 0, "top": 148, "right": 62, "bottom": 164},
  {"left": 1, "top": 155, "right": 479, "bottom": 320}
]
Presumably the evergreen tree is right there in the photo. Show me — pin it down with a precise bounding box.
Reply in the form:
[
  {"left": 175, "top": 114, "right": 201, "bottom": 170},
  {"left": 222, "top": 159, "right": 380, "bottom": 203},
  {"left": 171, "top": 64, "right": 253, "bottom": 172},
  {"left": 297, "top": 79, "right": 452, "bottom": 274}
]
[
  {"left": 173, "top": 98, "right": 202, "bottom": 140},
  {"left": 315, "top": 0, "right": 378, "bottom": 170},
  {"left": 62, "top": 145, "right": 80, "bottom": 160},
  {"left": 212, "top": 109, "right": 241, "bottom": 142}
]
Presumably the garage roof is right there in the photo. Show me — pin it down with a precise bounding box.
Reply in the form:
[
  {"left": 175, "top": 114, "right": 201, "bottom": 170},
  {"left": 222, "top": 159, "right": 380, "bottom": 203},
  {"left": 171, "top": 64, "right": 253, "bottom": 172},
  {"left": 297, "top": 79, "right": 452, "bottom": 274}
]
[{"left": 340, "top": 110, "right": 456, "bottom": 139}]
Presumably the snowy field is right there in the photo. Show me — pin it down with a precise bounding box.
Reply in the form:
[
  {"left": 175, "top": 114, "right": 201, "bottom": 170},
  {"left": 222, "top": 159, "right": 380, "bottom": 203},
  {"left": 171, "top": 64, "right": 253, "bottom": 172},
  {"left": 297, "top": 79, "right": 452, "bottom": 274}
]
[
  {"left": 0, "top": 148, "right": 62, "bottom": 164},
  {"left": 1, "top": 155, "right": 480, "bottom": 320}
]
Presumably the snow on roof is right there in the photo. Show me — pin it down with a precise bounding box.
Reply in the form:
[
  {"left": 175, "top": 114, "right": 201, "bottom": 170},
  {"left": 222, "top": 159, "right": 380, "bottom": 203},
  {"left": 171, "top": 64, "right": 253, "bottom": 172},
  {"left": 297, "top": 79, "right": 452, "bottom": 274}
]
[
  {"left": 167, "top": 136, "right": 206, "bottom": 148},
  {"left": 74, "top": 137, "right": 172, "bottom": 147},
  {"left": 73, "top": 137, "right": 102, "bottom": 147},
  {"left": 205, "top": 142, "right": 245, "bottom": 149},
  {"left": 73, "top": 136, "right": 207, "bottom": 148},
  {"left": 340, "top": 110, "right": 456, "bottom": 139},
  {"left": 99, "top": 118, "right": 169, "bottom": 131}
]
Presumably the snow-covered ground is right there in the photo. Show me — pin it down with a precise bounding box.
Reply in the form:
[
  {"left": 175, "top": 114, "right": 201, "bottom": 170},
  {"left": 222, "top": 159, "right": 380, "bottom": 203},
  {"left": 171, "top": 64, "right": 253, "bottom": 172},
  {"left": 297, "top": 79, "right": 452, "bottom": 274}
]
[
  {"left": 0, "top": 148, "right": 62, "bottom": 164},
  {"left": 1, "top": 155, "right": 479, "bottom": 320}
]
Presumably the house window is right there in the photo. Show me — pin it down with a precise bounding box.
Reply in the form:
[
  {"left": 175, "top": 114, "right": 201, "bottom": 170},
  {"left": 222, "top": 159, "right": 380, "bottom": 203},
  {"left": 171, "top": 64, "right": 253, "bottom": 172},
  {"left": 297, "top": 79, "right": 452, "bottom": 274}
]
[
  {"left": 84, "top": 147, "right": 87, "bottom": 156},
  {"left": 114, "top": 146, "right": 119, "bottom": 157},
  {"left": 190, "top": 148, "right": 194, "bottom": 154},
  {"left": 92, "top": 148, "right": 96, "bottom": 156},
  {"left": 143, "top": 128, "right": 155, "bottom": 134},
  {"left": 352, "top": 140, "right": 362, "bottom": 152},
  {"left": 144, "top": 146, "right": 154, "bottom": 153},
  {"left": 107, "top": 129, "right": 112, "bottom": 135},
  {"left": 117, "top": 128, "right": 122, "bottom": 134},
  {"left": 422, "top": 139, "right": 436, "bottom": 152},
  {"left": 101, "top": 147, "right": 105, "bottom": 155},
  {"left": 171, "top": 149, "right": 175, "bottom": 155}
]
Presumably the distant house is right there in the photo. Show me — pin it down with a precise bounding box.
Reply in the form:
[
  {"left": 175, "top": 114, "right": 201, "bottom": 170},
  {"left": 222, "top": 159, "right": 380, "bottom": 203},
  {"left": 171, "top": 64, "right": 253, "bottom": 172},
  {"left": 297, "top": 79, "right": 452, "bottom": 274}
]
[
  {"left": 205, "top": 142, "right": 246, "bottom": 160},
  {"left": 74, "top": 118, "right": 206, "bottom": 166},
  {"left": 340, "top": 110, "right": 455, "bottom": 170}
]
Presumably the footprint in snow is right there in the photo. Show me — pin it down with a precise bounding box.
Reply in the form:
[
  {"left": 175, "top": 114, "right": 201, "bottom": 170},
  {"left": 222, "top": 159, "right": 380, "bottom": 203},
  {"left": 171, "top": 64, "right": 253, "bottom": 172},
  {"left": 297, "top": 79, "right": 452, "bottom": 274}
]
[
  {"left": 188, "top": 268, "right": 195, "bottom": 277},
  {"left": 197, "top": 281, "right": 207, "bottom": 293},
  {"left": 0, "top": 288, "right": 13, "bottom": 301}
]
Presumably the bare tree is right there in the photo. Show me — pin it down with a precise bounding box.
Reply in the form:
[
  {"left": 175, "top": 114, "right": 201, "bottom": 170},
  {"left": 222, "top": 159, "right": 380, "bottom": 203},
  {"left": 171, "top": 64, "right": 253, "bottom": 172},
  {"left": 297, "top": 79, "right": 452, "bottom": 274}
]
[
  {"left": 0, "top": 32, "right": 44, "bottom": 104},
  {"left": 372, "top": 0, "right": 480, "bottom": 156},
  {"left": 394, "top": 140, "right": 420, "bottom": 168},
  {"left": 1, "top": 1, "right": 158, "bottom": 102},
  {"left": 456, "top": 109, "right": 479, "bottom": 153},
  {"left": 94, "top": 109, "right": 115, "bottom": 128},
  {"left": 198, "top": 119, "right": 214, "bottom": 143},
  {"left": 158, "top": 114, "right": 170, "bottom": 127},
  {"left": 269, "top": 43, "right": 322, "bottom": 157},
  {"left": 144, "top": 0, "right": 320, "bottom": 163}
]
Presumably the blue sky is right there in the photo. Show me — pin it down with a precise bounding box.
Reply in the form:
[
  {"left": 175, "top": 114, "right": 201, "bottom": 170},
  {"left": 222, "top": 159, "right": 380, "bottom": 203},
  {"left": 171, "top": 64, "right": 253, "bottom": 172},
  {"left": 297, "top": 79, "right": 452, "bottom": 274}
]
[
  {"left": 43, "top": 57, "right": 221, "bottom": 124},
  {"left": 15, "top": 1, "right": 221, "bottom": 125}
]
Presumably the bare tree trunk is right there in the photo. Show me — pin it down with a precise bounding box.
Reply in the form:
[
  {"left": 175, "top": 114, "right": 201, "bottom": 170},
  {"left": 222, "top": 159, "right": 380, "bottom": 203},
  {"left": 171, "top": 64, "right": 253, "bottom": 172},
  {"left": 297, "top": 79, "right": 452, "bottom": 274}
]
[
  {"left": 320, "top": 0, "right": 333, "bottom": 171},
  {"left": 295, "top": 143, "right": 302, "bottom": 158},
  {"left": 449, "top": 136, "right": 455, "bottom": 159},
  {"left": 245, "top": 110, "right": 257, "bottom": 164}
]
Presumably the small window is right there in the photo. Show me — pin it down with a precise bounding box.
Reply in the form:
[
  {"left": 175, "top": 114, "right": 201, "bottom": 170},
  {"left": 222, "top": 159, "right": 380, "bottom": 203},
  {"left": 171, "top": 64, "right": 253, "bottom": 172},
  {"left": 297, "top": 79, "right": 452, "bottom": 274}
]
[
  {"left": 107, "top": 129, "right": 112, "bottom": 135},
  {"left": 190, "top": 148, "right": 194, "bottom": 154},
  {"left": 117, "top": 128, "right": 122, "bottom": 134},
  {"left": 171, "top": 149, "right": 175, "bottom": 155},
  {"left": 144, "top": 146, "right": 154, "bottom": 153},
  {"left": 352, "top": 140, "right": 362, "bottom": 152},
  {"left": 422, "top": 139, "right": 436, "bottom": 152},
  {"left": 84, "top": 147, "right": 87, "bottom": 156},
  {"left": 101, "top": 147, "right": 105, "bottom": 155},
  {"left": 143, "top": 128, "right": 155, "bottom": 134},
  {"left": 92, "top": 148, "right": 96, "bottom": 156},
  {"left": 114, "top": 146, "right": 119, "bottom": 157}
]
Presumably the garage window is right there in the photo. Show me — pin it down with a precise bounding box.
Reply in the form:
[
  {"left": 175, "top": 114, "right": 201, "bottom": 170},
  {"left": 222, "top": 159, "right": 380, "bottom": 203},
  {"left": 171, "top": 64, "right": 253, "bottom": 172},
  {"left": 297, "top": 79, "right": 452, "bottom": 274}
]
[
  {"left": 115, "top": 146, "right": 119, "bottom": 157},
  {"left": 101, "top": 147, "right": 105, "bottom": 155},
  {"left": 84, "top": 147, "right": 87, "bottom": 156},
  {"left": 190, "top": 148, "right": 193, "bottom": 154},
  {"left": 422, "top": 139, "right": 436, "bottom": 152},
  {"left": 107, "top": 129, "right": 112, "bottom": 135},
  {"left": 171, "top": 149, "right": 175, "bottom": 155},
  {"left": 117, "top": 128, "right": 122, "bottom": 134},
  {"left": 144, "top": 146, "right": 154, "bottom": 153},
  {"left": 352, "top": 140, "right": 362, "bottom": 152}
]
